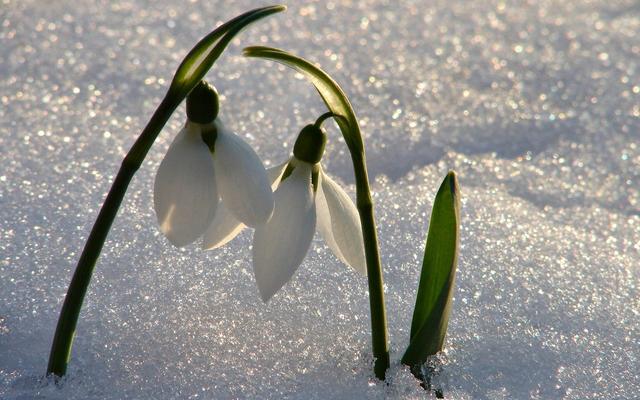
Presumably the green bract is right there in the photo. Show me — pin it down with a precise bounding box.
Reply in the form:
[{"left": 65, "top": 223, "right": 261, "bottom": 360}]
[
  {"left": 170, "top": 6, "right": 286, "bottom": 100},
  {"left": 244, "top": 46, "right": 363, "bottom": 154}
]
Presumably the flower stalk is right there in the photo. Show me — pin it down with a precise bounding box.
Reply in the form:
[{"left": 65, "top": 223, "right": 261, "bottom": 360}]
[
  {"left": 243, "top": 46, "right": 390, "bottom": 379},
  {"left": 351, "top": 151, "right": 390, "bottom": 380},
  {"left": 47, "top": 95, "right": 179, "bottom": 377},
  {"left": 46, "top": 5, "right": 285, "bottom": 378}
]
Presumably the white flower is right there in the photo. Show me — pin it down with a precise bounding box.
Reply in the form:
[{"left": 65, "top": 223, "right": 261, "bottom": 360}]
[
  {"left": 252, "top": 157, "right": 367, "bottom": 302},
  {"left": 153, "top": 119, "right": 274, "bottom": 247},
  {"left": 201, "top": 161, "right": 287, "bottom": 250}
]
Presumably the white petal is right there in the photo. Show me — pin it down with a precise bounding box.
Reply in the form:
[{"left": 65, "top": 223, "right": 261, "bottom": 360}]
[
  {"left": 201, "top": 199, "right": 245, "bottom": 250},
  {"left": 201, "top": 161, "right": 290, "bottom": 251},
  {"left": 316, "top": 170, "right": 367, "bottom": 274},
  {"left": 154, "top": 123, "right": 217, "bottom": 247},
  {"left": 213, "top": 121, "right": 274, "bottom": 227},
  {"left": 267, "top": 160, "right": 289, "bottom": 189},
  {"left": 166, "top": 124, "right": 187, "bottom": 148},
  {"left": 253, "top": 163, "right": 316, "bottom": 302}
]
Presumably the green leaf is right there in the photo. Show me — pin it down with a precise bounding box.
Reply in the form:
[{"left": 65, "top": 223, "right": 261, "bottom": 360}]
[
  {"left": 243, "top": 46, "right": 363, "bottom": 155},
  {"left": 170, "top": 5, "right": 286, "bottom": 100},
  {"left": 402, "top": 171, "right": 461, "bottom": 367}
]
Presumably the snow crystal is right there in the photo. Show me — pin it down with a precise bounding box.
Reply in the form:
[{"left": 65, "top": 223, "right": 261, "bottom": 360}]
[{"left": 1, "top": 0, "right": 638, "bottom": 399}]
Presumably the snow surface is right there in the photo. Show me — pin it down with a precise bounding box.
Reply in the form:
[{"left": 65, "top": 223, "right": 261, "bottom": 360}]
[{"left": 1, "top": 0, "right": 639, "bottom": 398}]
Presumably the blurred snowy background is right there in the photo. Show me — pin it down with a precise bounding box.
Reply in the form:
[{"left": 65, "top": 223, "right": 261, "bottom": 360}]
[{"left": 1, "top": 0, "right": 638, "bottom": 398}]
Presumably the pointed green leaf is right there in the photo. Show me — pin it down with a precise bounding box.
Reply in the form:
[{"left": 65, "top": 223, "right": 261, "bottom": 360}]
[
  {"left": 402, "top": 171, "right": 461, "bottom": 367},
  {"left": 243, "top": 46, "right": 363, "bottom": 155},
  {"left": 169, "top": 5, "right": 286, "bottom": 100}
]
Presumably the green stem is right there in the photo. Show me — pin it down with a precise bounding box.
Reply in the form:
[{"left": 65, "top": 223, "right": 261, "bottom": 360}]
[
  {"left": 352, "top": 152, "right": 390, "bottom": 380},
  {"left": 314, "top": 111, "right": 336, "bottom": 128},
  {"left": 329, "top": 113, "right": 390, "bottom": 378},
  {"left": 47, "top": 94, "right": 180, "bottom": 377}
]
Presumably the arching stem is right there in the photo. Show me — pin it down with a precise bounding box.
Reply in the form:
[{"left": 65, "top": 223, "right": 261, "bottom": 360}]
[
  {"left": 244, "top": 46, "right": 390, "bottom": 380},
  {"left": 314, "top": 111, "right": 337, "bottom": 128},
  {"left": 46, "top": 5, "right": 285, "bottom": 378}
]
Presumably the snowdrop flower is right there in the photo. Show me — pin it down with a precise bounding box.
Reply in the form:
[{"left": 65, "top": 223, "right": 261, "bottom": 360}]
[
  {"left": 252, "top": 122, "right": 367, "bottom": 301},
  {"left": 154, "top": 81, "right": 274, "bottom": 246},
  {"left": 201, "top": 161, "right": 287, "bottom": 250}
]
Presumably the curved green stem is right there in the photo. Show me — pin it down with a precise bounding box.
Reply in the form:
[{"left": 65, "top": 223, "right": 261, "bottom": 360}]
[
  {"left": 243, "top": 46, "right": 390, "bottom": 379},
  {"left": 314, "top": 111, "right": 337, "bottom": 128},
  {"left": 46, "top": 5, "right": 285, "bottom": 378},
  {"left": 47, "top": 95, "right": 178, "bottom": 376}
]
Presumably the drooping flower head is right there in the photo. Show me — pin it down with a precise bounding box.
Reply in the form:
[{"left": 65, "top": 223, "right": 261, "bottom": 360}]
[
  {"left": 252, "top": 119, "right": 367, "bottom": 301},
  {"left": 154, "top": 81, "right": 274, "bottom": 246}
]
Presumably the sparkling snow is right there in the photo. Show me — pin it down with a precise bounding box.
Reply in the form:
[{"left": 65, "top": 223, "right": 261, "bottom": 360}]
[{"left": 1, "top": 0, "right": 638, "bottom": 399}]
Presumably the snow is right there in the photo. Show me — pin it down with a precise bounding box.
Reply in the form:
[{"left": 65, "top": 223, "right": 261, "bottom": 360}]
[{"left": 1, "top": 0, "right": 639, "bottom": 398}]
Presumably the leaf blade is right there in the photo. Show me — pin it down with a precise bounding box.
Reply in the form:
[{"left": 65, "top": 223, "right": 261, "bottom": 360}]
[{"left": 402, "top": 171, "right": 461, "bottom": 367}]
